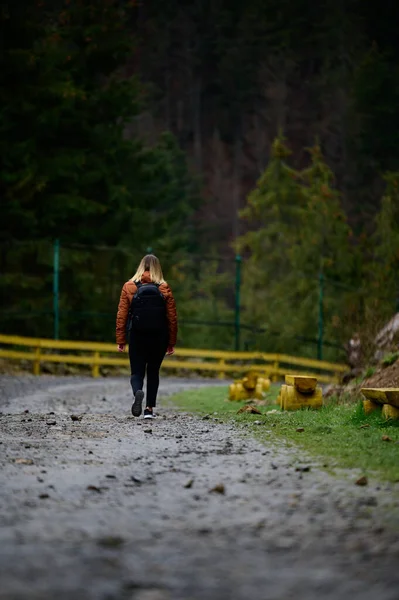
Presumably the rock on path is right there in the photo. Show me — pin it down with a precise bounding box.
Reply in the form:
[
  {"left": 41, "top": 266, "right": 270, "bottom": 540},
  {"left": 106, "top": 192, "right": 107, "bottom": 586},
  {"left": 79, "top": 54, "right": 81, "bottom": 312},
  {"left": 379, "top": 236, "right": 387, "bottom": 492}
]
[{"left": 0, "top": 375, "right": 398, "bottom": 600}]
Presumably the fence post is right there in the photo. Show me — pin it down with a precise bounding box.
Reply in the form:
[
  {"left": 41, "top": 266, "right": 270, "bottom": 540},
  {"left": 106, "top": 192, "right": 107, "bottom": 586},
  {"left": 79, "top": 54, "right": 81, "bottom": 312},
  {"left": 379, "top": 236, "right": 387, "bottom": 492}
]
[
  {"left": 53, "top": 239, "right": 60, "bottom": 340},
  {"left": 272, "top": 360, "right": 279, "bottom": 382},
  {"left": 33, "top": 346, "right": 41, "bottom": 376},
  {"left": 317, "top": 273, "right": 324, "bottom": 360},
  {"left": 218, "top": 359, "right": 226, "bottom": 380},
  {"left": 234, "top": 254, "right": 242, "bottom": 351},
  {"left": 92, "top": 352, "right": 100, "bottom": 378}
]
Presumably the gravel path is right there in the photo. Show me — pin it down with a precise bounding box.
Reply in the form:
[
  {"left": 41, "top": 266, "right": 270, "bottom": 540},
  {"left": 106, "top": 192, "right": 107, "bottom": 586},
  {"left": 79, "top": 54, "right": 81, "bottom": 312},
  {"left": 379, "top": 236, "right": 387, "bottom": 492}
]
[{"left": 0, "top": 375, "right": 399, "bottom": 600}]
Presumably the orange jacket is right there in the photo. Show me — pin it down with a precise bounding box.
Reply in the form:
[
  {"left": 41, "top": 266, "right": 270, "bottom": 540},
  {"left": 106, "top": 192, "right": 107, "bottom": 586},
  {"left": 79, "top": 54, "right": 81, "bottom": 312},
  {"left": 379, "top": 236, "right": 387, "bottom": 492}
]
[{"left": 116, "top": 271, "right": 178, "bottom": 346}]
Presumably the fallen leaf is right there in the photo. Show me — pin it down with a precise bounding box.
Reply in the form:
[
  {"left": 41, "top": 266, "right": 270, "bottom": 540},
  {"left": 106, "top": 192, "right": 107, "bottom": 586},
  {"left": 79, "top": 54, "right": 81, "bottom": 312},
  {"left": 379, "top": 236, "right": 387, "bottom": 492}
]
[
  {"left": 14, "top": 458, "right": 34, "bottom": 465},
  {"left": 237, "top": 405, "right": 262, "bottom": 415},
  {"left": 244, "top": 399, "right": 267, "bottom": 406},
  {"left": 209, "top": 483, "right": 225, "bottom": 495},
  {"left": 355, "top": 476, "right": 368, "bottom": 486},
  {"left": 87, "top": 485, "right": 102, "bottom": 493},
  {"left": 184, "top": 479, "right": 194, "bottom": 489},
  {"left": 382, "top": 435, "right": 392, "bottom": 442}
]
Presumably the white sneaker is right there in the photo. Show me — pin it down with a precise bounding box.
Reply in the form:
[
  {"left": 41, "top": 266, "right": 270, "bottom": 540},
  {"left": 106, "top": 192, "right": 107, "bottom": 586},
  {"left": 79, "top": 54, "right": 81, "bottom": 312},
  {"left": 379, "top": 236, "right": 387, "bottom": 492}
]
[{"left": 143, "top": 408, "right": 155, "bottom": 419}]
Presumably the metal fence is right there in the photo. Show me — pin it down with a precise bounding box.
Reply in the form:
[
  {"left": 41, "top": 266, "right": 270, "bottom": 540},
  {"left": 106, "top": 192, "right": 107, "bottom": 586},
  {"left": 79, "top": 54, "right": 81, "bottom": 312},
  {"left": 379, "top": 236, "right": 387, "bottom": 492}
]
[
  {"left": 0, "top": 239, "right": 349, "bottom": 361},
  {"left": 0, "top": 334, "right": 347, "bottom": 383}
]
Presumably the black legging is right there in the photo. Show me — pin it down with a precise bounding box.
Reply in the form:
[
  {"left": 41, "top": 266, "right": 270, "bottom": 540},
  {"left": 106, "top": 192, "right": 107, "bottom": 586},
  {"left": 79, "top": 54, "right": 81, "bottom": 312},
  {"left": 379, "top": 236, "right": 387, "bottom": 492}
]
[{"left": 128, "top": 330, "right": 168, "bottom": 408}]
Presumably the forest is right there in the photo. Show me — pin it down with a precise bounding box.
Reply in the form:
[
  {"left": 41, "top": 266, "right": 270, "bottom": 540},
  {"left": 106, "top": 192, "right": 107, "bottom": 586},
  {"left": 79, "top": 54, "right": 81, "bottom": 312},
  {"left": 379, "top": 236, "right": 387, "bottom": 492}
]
[{"left": 1, "top": 0, "right": 399, "bottom": 360}]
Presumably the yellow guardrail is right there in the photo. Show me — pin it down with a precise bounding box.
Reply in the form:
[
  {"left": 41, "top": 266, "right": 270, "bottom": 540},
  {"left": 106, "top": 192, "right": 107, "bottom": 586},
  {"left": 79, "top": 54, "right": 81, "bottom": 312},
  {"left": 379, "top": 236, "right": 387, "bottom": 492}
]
[{"left": 0, "top": 333, "right": 347, "bottom": 383}]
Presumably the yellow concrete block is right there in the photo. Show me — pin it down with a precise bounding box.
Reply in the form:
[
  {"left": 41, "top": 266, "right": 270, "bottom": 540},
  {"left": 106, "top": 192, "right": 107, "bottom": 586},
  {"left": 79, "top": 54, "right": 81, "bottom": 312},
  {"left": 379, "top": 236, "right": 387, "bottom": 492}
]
[
  {"left": 242, "top": 375, "right": 257, "bottom": 392},
  {"left": 283, "top": 385, "right": 323, "bottom": 411},
  {"left": 258, "top": 377, "right": 271, "bottom": 392},
  {"left": 362, "top": 399, "right": 381, "bottom": 415},
  {"left": 229, "top": 372, "right": 270, "bottom": 402},
  {"left": 382, "top": 404, "right": 399, "bottom": 420},
  {"left": 361, "top": 388, "right": 389, "bottom": 405},
  {"left": 230, "top": 382, "right": 244, "bottom": 401},
  {"left": 254, "top": 382, "right": 263, "bottom": 399},
  {"left": 384, "top": 390, "right": 399, "bottom": 408},
  {"left": 285, "top": 375, "right": 317, "bottom": 394},
  {"left": 279, "top": 384, "right": 288, "bottom": 409}
]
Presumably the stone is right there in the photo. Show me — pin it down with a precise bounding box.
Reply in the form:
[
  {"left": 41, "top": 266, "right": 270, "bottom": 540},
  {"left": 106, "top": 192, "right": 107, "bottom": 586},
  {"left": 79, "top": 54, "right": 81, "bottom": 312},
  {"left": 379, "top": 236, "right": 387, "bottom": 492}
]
[{"left": 355, "top": 476, "right": 368, "bottom": 486}]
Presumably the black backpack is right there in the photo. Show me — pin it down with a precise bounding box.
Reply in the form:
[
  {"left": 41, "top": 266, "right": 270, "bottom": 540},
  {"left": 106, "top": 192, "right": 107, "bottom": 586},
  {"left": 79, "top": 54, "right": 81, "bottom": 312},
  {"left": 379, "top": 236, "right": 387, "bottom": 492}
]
[{"left": 127, "top": 282, "right": 167, "bottom": 333}]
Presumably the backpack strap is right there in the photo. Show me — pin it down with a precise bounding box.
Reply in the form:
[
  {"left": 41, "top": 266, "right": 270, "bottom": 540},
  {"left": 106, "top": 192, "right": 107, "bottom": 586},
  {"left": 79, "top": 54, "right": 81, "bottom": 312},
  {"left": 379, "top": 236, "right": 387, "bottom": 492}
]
[{"left": 136, "top": 281, "right": 160, "bottom": 288}]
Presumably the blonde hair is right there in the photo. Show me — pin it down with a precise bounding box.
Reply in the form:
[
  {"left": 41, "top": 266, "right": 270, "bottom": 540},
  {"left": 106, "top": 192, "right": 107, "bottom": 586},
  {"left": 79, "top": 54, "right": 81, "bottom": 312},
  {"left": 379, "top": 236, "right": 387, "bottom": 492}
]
[{"left": 130, "top": 254, "right": 166, "bottom": 284}]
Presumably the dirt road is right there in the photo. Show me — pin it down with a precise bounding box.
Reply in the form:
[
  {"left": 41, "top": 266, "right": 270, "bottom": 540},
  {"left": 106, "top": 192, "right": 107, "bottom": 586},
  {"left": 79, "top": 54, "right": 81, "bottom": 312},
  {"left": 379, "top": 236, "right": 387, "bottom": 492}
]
[{"left": 0, "top": 375, "right": 399, "bottom": 600}]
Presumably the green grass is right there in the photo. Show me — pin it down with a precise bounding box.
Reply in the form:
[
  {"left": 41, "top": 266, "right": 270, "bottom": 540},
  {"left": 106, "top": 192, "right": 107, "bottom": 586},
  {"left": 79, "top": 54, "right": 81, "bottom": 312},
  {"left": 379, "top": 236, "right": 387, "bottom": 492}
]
[
  {"left": 382, "top": 351, "right": 399, "bottom": 367},
  {"left": 170, "top": 385, "right": 399, "bottom": 482}
]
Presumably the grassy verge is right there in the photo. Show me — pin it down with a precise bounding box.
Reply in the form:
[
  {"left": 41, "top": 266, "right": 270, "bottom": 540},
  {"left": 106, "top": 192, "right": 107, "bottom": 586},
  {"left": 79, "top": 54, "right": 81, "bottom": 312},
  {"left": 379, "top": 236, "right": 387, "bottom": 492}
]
[{"left": 170, "top": 385, "right": 399, "bottom": 482}]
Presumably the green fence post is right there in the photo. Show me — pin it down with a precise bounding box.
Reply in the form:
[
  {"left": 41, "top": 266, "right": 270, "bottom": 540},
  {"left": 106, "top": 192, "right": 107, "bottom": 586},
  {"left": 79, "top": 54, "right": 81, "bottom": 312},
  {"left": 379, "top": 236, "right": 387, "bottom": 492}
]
[
  {"left": 317, "top": 272, "right": 324, "bottom": 360},
  {"left": 53, "top": 239, "right": 60, "bottom": 340},
  {"left": 235, "top": 255, "right": 242, "bottom": 351}
]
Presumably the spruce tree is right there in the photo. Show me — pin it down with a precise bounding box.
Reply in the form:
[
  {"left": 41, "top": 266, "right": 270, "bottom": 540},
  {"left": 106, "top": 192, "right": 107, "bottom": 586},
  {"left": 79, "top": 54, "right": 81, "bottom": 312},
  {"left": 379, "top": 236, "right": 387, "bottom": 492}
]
[
  {"left": 298, "top": 142, "right": 352, "bottom": 280},
  {"left": 238, "top": 136, "right": 354, "bottom": 356},
  {"left": 296, "top": 142, "right": 354, "bottom": 348},
  {"left": 237, "top": 133, "right": 305, "bottom": 350},
  {"left": 0, "top": 1, "right": 201, "bottom": 340}
]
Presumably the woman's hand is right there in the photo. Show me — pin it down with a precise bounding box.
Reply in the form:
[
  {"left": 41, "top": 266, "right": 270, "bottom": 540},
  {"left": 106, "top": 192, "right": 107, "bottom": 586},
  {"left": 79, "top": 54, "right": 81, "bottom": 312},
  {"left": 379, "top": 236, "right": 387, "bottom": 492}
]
[
  {"left": 117, "top": 344, "right": 126, "bottom": 353},
  {"left": 166, "top": 345, "right": 175, "bottom": 356}
]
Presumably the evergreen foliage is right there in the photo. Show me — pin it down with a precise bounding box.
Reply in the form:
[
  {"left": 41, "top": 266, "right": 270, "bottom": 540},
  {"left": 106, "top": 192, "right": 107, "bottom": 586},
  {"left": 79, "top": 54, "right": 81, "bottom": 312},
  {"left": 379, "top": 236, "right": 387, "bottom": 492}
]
[
  {"left": 238, "top": 137, "right": 355, "bottom": 353},
  {"left": 370, "top": 172, "right": 399, "bottom": 316},
  {"left": 1, "top": 1, "right": 399, "bottom": 354},
  {"left": 238, "top": 134, "right": 305, "bottom": 348},
  {"left": 0, "top": 0, "right": 201, "bottom": 341}
]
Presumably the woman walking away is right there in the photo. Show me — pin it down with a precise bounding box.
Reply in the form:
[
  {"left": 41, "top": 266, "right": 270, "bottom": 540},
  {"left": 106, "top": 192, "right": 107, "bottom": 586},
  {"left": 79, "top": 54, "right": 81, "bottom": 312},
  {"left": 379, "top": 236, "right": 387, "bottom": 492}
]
[{"left": 116, "top": 254, "right": 177, "bottom": 419}]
